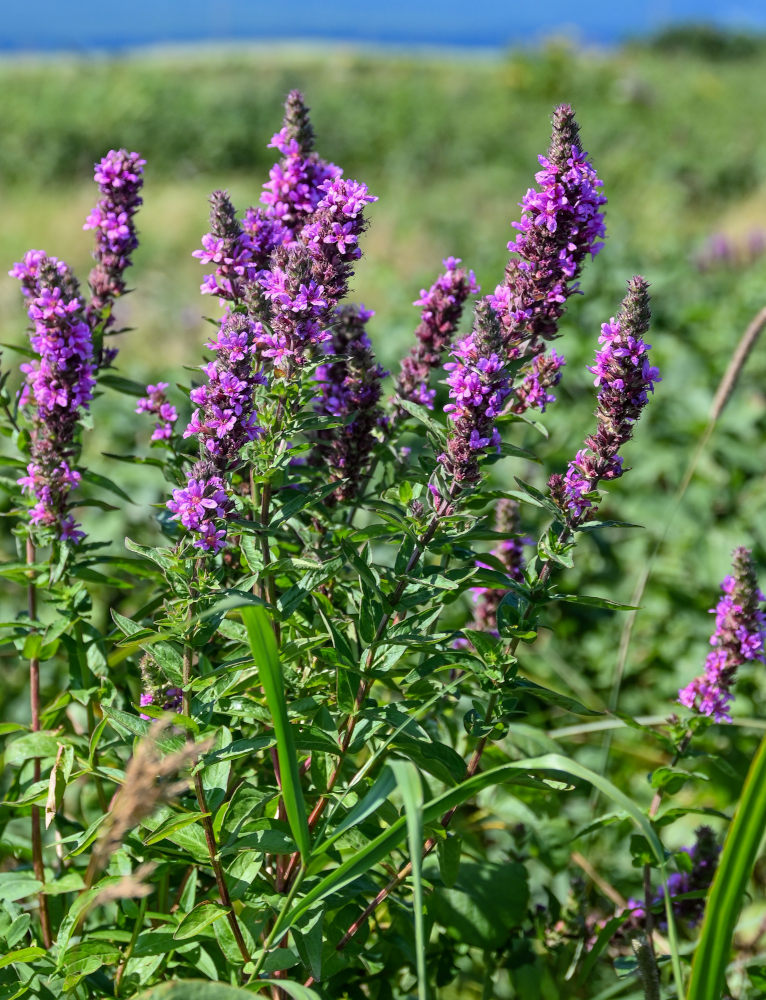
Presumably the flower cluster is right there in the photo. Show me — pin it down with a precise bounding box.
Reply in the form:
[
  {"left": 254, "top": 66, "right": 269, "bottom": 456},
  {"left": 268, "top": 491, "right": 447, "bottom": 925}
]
[
  {"left": 486, "top": 105, "right": 605, "bottom": 416},
  {"left": 167, "top": 314, "right": 266, "bottom": 551},
  {"left": 509, "top": 350, "right": 566, "bottom": 415},
  {"left": 678, "top": 547, "right": 765, "bottom": 722},
  {"left": 167, "top": 466, "right": 234, "bottom": 553},
  {"left": 257, "top": 177, "right": 377, "bottom": 375},
  {"left": 136, "top": 383, "right": 178, "bottom": 441},
  {"left": 396, "top": 257, "right": 478, "bottom": 410},
  {"left": 489, "top": 105, "right": 606, "bottom": 355},
  {"left": 301, "top": 176, "right": 377, "bottom": 304},
  {"left": 312, "top": 305, "right": 387, "bottom": 501},
  {"left": 194, "top": 190, "right": 267, "bottom": 303},
  {"left": 466, "top": 499, "right": 527, "bottom": 635},
  {"left": 11, "top": 254, "right": 95, "bottom": 542},
  {"left": 185, "top": 314, "right": 266, "bottom": 464},
  {"left": 549, "top": 277, "right": 660, "bottom": 524},
  {"left": 84, "top": 149, "right": 145, "bottom": 356},
  {"left": 138, "top": 653, "right": 183, "bottom": 720},
  {"left": 438, "top": 300, "right": 511, "bottom": 491},
  {"left": 261, "top": 89, "right": 341, "bottom": 235}
]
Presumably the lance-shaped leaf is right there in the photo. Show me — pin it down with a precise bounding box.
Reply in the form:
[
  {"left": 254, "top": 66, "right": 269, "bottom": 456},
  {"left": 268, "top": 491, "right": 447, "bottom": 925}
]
[{"left": 241, "top": 606, "right": 311, "bottom": 861}]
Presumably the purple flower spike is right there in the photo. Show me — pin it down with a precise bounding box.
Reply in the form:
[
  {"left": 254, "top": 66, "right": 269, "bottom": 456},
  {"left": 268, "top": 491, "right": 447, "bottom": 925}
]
[
  {"left": 11, "top": 254, "right": 94, "bottom": 543},
  {"left": 312, "top": 305, "right": 387, "bottom": 501},
  {"left": 261, "top": 90, "right": 342, "bottom": 235},
  {"left": 396, "top": 257, "right": 479, "bottom": 411},
  {"left": 136, "top": 382, "right": 178, "bottom": 442},
  {"left": 549, "top": 277, "right": 659, "bottom": 526},
  {"left": 193, "top": 190, "right": 261, "bottom": 303},
  {"left": 184, "top": 313, "right": 266, "bottom": 467},
  {"left": 84, "top": 149, "right": 145, "bottom": 358},
  {"left": 679, "top": 548, "right": 765, "bottom": 723},
  {"left": 486, "top": 105, "right": 606, "bottom": 415},
  {"left": 439, "top": 299, "right": 512, "bottom": 490}
]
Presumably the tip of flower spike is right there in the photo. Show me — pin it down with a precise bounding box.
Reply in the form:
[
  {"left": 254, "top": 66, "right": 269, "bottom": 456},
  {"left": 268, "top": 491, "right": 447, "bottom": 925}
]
[
  {"left": 283, "top": 89, "right": 315, "bottom": 155},
  {"left": 618, "top": 275, "right": 651, "bottom": 338},
  {"left": 549, "top": 104, "right": 581, "bottom": 169}
]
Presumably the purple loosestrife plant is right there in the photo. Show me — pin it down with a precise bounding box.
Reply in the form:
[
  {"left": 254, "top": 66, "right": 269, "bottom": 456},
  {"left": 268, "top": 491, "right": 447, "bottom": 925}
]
[
  {"left": 11, "top": 254, "right": 95, "bottom": 542},
  {"left": 83, "top": 149, "right": 145, "bottom": 362},
  {"left": 678, "top": 547, "right": 765, "bottom": 722},
  {"left": 488, "top": 105, "right": 606, "bottom": 414},
  {"left": 136, "top": 382, "right": 178, "bottom": 442},
  {"left": 396, "top": 257, "right": 479, "bottom": 410},
  {"left": 549, "top": 276, "right": 660, "bottom": 525},
  {"left": 311, "top": 304, "right": 387, "bottom": 501}
]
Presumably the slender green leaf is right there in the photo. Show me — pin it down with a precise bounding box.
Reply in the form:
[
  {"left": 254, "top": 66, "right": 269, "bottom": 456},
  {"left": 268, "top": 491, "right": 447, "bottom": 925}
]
[
  {"left": 241, "top": 606, "right": 311, "bottom": 860},
  {"left": 391, "top": 760, "right": 427, "bottom": 1000},
  {"left": 686, "top": 733, "right": 766, "bottom": 1000}
]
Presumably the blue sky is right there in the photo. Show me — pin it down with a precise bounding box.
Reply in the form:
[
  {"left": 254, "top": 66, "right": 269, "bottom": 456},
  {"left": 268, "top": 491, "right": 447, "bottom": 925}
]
[{"left": 4, "top": 0, "right": 766, "bottom": 52}]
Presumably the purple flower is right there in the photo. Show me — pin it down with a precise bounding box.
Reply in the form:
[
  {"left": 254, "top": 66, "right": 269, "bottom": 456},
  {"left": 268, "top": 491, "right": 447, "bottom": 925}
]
[
  {"left": 184, "top": 313, "right": 266, "bottom": 466},
  {"left": 167, "top": 468, "right": 233, "bottom": 553},
  {"left": 396, "top": 257, "right": 479, "bottom": 411},
  {"left": 11, "top": 254, "right": 94, "bottom": 542},
  {"left": 438, "top": 300, "right": 511, "bottom": 491},
  {"left": 136, "top": 382, "right": 178, "bottom": 442},
  {"left": 486, "top": 105, "right": 606, "bottom": 414},
  {"left": 84, "top": 149, "right": 145, "bottom": 359},
  {"left": 311, "top": 305, "right": 386, "bottom": 501},
  {"left": 510, "top": 349, "right": 566, "bottom": 414},
  {"left": 679, "top": 548, "right": 765, "bottom": 723},
  {"left": 301, "top": 176, "right": 377, "bottom": 305},
  {"left": 549, "top": 277, "right": 659, "bottom": 525},
  {"left": 260, "top": 90, "right": 341, "bottom": 235},
  {"left": 139, "top": 686, "right": 183, "bottom": 720},
  {"left": 193, "top": 190, "right": 264, "bottom": 303}
]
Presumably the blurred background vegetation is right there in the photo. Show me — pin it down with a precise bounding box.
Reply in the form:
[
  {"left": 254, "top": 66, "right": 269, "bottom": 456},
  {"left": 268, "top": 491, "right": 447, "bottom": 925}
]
[{"left": 2, "top": 29, "right": 766, "bottom": 986}]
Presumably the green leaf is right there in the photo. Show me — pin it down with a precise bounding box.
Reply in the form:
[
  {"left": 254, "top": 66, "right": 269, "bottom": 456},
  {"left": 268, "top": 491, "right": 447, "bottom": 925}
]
[
  {"left": 143, "top": 811, "right": 210, "bottom": 846},
  {"left": 0, "top": 873, "right": 43, "bottom": 902},
  {"left": 5, "top": 732, "right": 62, "bottom": 764},
  {"left": 437, "top": 835, "right": 462, "bottom": 888},
  {"left": 549, "top": 593, "right": 641, "bottom": 611},
  {"left": 0, "top": 947, "right": 46, "bottom": 970},
  {"left": 241, "top": 606, "right": 311, "bottom": 861},
  {"left": 391, "top": 760, "right": 427, "bottom": 1000},
  {"left": 429, "top": 861, "right": 528, "bottom": 949},
  {"left": 173, "top": 902, "right": 228, "bottom": 940},
  {"left": 687, "top": 732, "right": 766, "bottom": 1000}
]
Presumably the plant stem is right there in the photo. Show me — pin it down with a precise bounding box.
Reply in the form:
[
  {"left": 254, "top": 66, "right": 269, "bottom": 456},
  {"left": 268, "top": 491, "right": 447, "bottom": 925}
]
[
  {"left": 114, "top": 896, "right": 147, "bottom": 995},
  {"left": 26, "top": 537, "right": 52, "bottom": 949}
]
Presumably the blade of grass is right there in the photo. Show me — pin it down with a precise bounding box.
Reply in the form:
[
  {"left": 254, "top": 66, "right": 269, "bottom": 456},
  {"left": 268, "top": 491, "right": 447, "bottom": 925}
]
[
  {"left": 241, "top": 605, "right": 311, "bottom": 861},
  {"left": 391, "top": 760, "right": 427, "bottom": 1000},
  {"left": 686, "top": 732, "right": 766, "bottom": 1000}
]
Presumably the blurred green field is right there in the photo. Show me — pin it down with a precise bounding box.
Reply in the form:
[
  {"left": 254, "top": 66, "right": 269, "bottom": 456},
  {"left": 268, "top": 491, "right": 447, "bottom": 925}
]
[{"left": 2, "top": 36, "right": 766, "bottom": 835}]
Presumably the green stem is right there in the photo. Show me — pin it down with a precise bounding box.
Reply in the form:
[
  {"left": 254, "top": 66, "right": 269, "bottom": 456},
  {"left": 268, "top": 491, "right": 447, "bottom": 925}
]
[
  {"left": 248, "top": 867, "right": 305, "bottom": 983},
  {"left": 26, "top": 537, "right": 52, "bottom": 949},
  {"left": 114, "top": 896, "right": 147, "bottom": 996}
]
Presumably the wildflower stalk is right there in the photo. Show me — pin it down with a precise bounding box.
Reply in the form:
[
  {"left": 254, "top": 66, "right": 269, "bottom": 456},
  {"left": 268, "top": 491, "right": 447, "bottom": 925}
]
[{"left": 26, "top": 536, "right": 52, "bottom": 949}]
